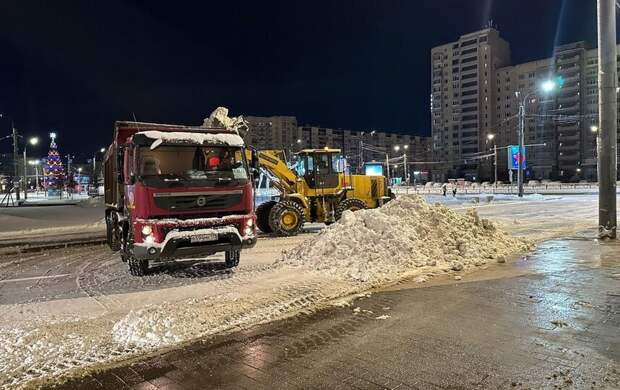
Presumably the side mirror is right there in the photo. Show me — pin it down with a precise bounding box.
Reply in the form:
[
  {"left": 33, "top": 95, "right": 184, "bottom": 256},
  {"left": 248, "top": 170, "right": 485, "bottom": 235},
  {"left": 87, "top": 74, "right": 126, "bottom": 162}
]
[{"left": 251, "top": 148, "right": 259, "bottom": 171}]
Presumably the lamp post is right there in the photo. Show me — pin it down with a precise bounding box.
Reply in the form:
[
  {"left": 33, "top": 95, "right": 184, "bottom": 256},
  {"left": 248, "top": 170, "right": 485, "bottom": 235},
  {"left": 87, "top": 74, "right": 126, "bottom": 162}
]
[
  {"left": 22, "top": 137, "right": 39, "bottom": 200},
  {"left": 393, "top": 145, "right": 409, "bottom": 184},
  {"left": 92, "top": 147, "right": 106, "bottom": 190},
  {"left": 486, "top": 133, "right": 497, "bottom": 186},
  {"left": 516, "top": 79, "right": 557, "bottom": 197},
  {"left": 29, "top": 160, "right": 41, "bottom": 193}
]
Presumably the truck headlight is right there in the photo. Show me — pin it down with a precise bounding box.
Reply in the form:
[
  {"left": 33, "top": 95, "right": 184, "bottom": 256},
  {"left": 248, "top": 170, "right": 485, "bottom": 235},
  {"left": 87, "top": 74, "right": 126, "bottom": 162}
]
[
  {"left": 246, "top": 219, "right": 253, "bottom": 227},
  {"left": 141, "top": 225, "right": 152, "bottom": 236},
  {"left": 244, "top": 226, "right": 253, "bottom": 236}
]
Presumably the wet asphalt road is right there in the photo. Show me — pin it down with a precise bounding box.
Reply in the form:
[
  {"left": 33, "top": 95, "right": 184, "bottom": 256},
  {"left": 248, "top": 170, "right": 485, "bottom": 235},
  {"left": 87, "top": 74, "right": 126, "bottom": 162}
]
[{"left": 50, "top": 232, "right": 620, "bottom": 390}]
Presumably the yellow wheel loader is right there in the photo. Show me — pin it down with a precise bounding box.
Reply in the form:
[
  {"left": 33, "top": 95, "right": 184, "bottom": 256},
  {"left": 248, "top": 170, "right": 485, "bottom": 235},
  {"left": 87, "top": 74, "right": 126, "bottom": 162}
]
[{"left": 253, "top": 148, "right": 393, "bottom": 236}]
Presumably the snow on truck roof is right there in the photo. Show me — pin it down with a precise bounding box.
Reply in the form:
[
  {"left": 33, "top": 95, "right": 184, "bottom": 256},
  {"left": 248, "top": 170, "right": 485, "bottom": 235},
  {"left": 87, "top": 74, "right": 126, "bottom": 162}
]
[
  {"left": 138, "top": 130, "right": 244, "bottom": 150},
  {"left": 113, "top": 121, "right": 244, "bottom": 149}
]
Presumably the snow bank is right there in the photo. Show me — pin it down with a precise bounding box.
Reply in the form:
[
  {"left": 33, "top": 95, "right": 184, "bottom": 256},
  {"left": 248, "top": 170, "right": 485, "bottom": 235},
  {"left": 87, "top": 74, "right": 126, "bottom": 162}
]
[
  {"left": 139, "top": 130, "right": 244, "bottom": 150},
  {"left": 281, "top": 195, "right": 532, "bottom": 283}
]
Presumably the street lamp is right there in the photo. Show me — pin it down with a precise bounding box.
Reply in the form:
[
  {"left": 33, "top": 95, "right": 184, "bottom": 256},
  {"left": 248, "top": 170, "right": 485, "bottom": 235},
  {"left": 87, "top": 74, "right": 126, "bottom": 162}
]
[
  {"left": 28, "top": 159, "right": 41, "bottom": 192},
  {"left": 22, "top": 137, "right": 39, "bottom": 200},
  {"left": 486, "top": 133, "right": 498, "bottom": 186},
  {"left": 516, "top": 79, "right": 558, "bottom": 197},
  {"left": 590, "top": 125, "right": 599, "bottom": 133},
  {"left": 92, "top": 147, "right": 107, "bottom": 190}
]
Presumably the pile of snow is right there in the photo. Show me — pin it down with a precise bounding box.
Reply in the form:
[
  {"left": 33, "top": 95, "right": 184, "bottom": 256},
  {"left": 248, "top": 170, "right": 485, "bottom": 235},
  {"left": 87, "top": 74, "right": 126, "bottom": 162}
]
[{"left": 281, "top": 195, "right": 532, "bottom": 283}]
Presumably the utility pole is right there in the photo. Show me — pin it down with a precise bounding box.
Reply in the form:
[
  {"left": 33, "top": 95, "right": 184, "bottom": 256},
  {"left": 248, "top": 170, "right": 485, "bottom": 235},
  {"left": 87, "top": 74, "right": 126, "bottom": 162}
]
[
  {"left": 12, "top": 123, "right": 20, "bottom": 202},
  {"left": 403, "top": 152, "right": 408, "bottom": 185},
  {"left": 517, "top": 101, "right": 525, "bottom": 197},
  {"left": 493, "top": 144, "right": 498, "bottom": 187},
  {"left": 597, "top": 0, "right": 618, "bottom": 238},
  {"left": 23, "top": 147, "right": 28, "bottom": 200}
]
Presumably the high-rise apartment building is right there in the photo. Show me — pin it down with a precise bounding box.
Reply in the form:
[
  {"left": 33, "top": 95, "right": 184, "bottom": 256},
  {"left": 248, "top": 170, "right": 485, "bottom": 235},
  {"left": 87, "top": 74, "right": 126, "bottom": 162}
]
[
  {"left": 430, "top": 27, "right": 511, "bottom": 181},
  {"left": 432, "top": 27, "right": 619, "bottom": 182}
]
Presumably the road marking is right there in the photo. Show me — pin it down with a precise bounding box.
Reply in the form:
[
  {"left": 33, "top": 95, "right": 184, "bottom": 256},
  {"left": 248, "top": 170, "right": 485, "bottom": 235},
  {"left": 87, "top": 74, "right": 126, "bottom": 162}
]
[{"left": 0, "top": 273, "right": 72, "bottom": 284}]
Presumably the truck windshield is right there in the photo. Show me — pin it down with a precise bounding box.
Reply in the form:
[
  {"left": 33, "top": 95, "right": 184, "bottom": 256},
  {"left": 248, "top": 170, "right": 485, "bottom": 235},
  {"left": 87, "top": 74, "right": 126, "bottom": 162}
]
[{"left": 138, "top": 145, "right": 249, "bottom": 187}]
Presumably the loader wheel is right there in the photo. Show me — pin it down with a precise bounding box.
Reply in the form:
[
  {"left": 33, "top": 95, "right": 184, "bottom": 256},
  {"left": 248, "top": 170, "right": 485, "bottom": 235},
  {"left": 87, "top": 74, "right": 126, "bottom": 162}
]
[
  {"left": 335, "top": 198, "right": 366, "bottom": 221},
  {"left": 225, "top": 250, "right": 240, "bottom": 268},
  {"left": 269, "top": 200, "right": 305, "bottom": 236},
  {"left": 256, "top": 200, "right": 276, "bottom": 233},
  {"left": 128, "top": 256, "right": 149, "bottom": 276}
]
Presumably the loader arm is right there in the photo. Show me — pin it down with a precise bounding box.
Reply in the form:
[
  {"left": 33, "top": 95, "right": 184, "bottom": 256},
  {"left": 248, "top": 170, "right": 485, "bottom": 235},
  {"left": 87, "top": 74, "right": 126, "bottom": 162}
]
[{"left": 255, "top": 150, "right": 299, "bottom": 194}]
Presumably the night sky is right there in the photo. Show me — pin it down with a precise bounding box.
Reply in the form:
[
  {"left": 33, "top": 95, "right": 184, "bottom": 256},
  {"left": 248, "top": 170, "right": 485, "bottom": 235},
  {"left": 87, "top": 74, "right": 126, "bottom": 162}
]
[{"left": 0, "top": 1, "right": 600, "bottom": 160}]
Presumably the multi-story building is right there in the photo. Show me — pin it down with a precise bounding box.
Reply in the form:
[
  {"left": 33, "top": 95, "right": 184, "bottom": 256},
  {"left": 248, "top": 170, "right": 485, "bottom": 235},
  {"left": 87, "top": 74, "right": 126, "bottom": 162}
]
[
  {"left": 433, "top": 27, "right": 620, "bottom": 182},
  {"left": 430, "top": 27, "right": 511, "bottom": 181},
  {"left": 245, "top": 116, "right": 432, "bottom": 178},
  {"left": 244, "top": 115, "right": 299, "bottom": 152}
]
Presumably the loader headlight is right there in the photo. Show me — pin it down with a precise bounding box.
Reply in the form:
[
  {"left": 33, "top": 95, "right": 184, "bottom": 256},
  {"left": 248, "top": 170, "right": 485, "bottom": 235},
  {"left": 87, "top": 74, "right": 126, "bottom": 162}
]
[{"left": 141, "top": 225, "right": 152, "bottom": 236}]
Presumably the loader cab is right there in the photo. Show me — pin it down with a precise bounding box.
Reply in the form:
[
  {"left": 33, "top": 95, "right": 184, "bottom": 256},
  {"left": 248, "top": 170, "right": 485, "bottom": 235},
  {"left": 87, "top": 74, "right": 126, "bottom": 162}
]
[{"left": 295, "top": 149, "right": 343, "bottom": 190}]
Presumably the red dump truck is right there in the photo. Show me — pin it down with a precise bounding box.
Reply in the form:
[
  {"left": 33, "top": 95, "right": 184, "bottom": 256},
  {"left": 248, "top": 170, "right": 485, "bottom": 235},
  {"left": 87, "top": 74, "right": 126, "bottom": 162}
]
[{"left": 103, "top": 121, "right": 257, "bottom": 276}]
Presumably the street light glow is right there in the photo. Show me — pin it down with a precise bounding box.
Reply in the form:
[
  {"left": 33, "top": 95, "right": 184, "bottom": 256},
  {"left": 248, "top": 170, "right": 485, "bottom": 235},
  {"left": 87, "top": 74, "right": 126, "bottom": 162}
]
[
  {"left": 590, "top": 125, "right": 599, "bottom": 133},
  {"left": 403, "top": 145, "right": 409, "bottom": 150},
  {"left": 28, "top": 159, "right": 40, "bottom": 165},
  {"left": 100, "top": 147, "right": 106, "bottom": 152},
  {"left": 394, "top": 145, "right": 400, "bottom": 152},
  {"left": 487, "top": 133, "right": 495, "bottom": 140},
  {"left": 541, "top": 79, "right": 557, "bottom": 93},
  {"left": 29, "top": 137, "right": 39, "bottom": 146}
]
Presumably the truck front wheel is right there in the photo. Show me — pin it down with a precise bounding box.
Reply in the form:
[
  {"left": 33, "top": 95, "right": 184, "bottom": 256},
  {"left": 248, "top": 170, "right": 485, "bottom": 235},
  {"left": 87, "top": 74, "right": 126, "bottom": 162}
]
[
  {"left": 128, "top": 256, "right": 149, "bottom": 276},
  {"left": 225, "top": 250, "right": 240, "bottom": 268},
  {"left": 256, "top": 200, "right": 276, "bottom": 233}
]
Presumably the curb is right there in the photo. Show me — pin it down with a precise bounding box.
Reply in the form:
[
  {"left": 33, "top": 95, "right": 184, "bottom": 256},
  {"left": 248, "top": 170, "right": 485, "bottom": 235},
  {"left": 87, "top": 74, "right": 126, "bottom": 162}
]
[{"left": 0, "top": 235, "right": 107, "bottom": 255}]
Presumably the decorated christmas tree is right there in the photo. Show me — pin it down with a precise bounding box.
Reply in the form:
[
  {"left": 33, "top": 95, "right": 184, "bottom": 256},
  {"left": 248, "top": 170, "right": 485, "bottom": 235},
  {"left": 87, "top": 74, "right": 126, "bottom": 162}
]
[{"left": 44, "top": 132, "right": 65, "bottom": 195}]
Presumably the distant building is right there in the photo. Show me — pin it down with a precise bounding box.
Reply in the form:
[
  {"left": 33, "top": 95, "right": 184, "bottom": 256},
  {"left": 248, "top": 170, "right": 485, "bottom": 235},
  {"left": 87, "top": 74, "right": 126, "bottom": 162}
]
[
  {"left": 245, "top": 116, "right": 432, "bottom": 177},
  {"left": 431, "top": 26, "right": 620, "bottom": 182},
  {"left": 244, "top": 115, "right": 299, "bottom": 151}
]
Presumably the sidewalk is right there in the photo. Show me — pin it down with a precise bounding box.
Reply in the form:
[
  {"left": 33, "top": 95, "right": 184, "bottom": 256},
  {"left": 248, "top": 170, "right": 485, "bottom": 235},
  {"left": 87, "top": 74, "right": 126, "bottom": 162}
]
[
  {"left": 1, "top": 191, "right": 92, "bottom": 207},
  {"left": 51, "top": 232, "right": 620, "bottom": 390}
]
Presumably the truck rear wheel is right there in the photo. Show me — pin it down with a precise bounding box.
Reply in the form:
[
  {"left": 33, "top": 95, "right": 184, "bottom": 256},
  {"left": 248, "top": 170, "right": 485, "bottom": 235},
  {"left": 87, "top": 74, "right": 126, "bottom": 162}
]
[
  {"left": 268, "top": 200, "right": 304, "bottom": 236},
  {"left": 106, "top": 213, "right": 121, "bottom": 251},
  {"left": 128, "top": 256, "right": 149, "bottom": 276},
  {"left": 335, "top": 198, "right": 366, "bottom": 221},
  {"left": 225, "top": 250, "right": 240, "bottom": 268},
  {"left": 256, "top": 200, "right": 276, "bottom": 233}
]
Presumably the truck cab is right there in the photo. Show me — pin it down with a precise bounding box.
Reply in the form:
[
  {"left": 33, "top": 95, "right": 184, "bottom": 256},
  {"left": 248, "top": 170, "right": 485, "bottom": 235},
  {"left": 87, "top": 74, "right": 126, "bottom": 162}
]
[{"left": 104, "top": 121, "right": 257, "bottom": 276}]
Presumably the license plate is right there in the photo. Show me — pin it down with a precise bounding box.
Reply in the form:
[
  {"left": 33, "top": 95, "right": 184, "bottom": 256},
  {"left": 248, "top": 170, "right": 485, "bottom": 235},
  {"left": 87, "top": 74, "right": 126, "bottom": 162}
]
[{"left": 190, "top": 232, "right": 217, "bottom": 243}]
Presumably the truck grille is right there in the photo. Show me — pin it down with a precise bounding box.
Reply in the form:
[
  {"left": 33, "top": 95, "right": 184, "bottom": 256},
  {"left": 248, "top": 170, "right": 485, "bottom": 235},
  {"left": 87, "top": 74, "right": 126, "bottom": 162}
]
[{"left": 153, "top": 191, "right": 242, "bottom": 211}]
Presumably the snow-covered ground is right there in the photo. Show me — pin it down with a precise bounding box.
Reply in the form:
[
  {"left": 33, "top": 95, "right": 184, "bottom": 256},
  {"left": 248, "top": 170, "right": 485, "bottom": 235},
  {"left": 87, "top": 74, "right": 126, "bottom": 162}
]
[{"left": 0, "top": 194, "right": 610, "bottom": 389}]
